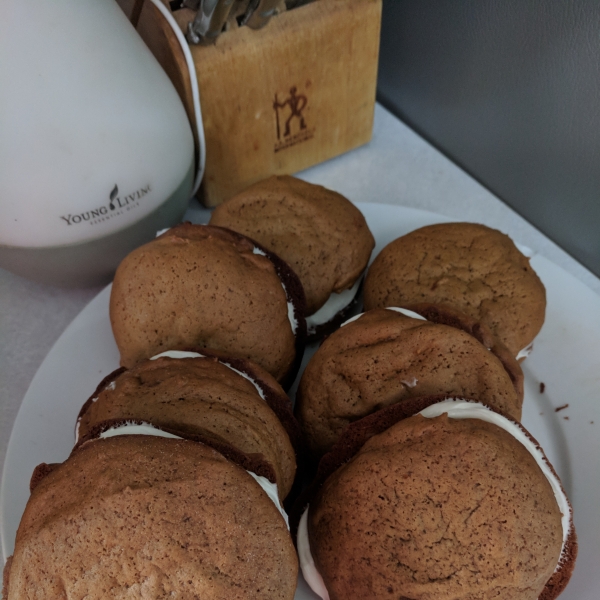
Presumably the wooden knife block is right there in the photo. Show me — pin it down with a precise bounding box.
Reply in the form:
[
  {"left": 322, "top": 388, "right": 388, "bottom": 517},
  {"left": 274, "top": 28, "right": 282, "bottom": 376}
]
[{"left": 123, "top": 0, "right": 382, "bottom": 207}]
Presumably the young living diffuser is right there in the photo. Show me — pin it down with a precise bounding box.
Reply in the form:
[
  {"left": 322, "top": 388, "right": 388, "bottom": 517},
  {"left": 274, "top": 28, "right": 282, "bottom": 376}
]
[{"left": 0, "top": 0, "right": 196, "bottom": 287}]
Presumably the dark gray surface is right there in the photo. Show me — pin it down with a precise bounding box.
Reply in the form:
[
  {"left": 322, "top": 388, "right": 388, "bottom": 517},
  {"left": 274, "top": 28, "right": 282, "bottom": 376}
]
[{"left": 377, "top": 0, "right": 600, "bottom": 277}]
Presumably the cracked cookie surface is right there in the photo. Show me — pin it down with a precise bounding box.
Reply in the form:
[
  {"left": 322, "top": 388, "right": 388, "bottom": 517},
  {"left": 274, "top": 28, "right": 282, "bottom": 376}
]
[
  {"left": 296, "top": 308, "right": 523, "bottom": 458},
  {"left": 308, "top": 414, "right": 563, "bottom": 600},
  {"left": 363, "top": 223, "right": 546, "bottom": 357},
  {"left": 5, "top": 436, "right": 298, "bottom": 600}
]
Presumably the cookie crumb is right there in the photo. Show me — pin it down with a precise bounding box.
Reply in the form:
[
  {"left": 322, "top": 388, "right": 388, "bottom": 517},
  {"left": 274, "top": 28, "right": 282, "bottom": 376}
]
[
  {"left": 539, "top": 382, "right": 545, "bottom": 393},
  {"left": 555, "top": 403, "right": 569, "bottom": 412},
  {"left": 563, "top": 416, "right": 569, "bottom": 420},
  {"left": 590, "top": 421, "right": 594, "bottom": 425}
]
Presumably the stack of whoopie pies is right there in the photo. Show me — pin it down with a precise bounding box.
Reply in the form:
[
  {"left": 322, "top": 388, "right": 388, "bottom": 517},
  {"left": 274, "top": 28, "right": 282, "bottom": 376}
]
[
  {"left": 4, "top": 178, "right": 577, "bottom": 600},
  {"left": 210, "top": 175, "right": 375, "bottom": 340},
  {"left": 5, "top": 350, "right": 302, "bottom": 600},
  {"left": 4, "top": 176, "right": 375, "bottom": 600},
  {"left": 292, "top": 220, "right": 577, "bottom": 600}
]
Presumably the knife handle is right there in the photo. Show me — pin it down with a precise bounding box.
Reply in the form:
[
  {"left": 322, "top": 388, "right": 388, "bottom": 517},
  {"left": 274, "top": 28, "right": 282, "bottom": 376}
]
[{"left": 243, "top": 0, "right": 283, "bottom": 29}]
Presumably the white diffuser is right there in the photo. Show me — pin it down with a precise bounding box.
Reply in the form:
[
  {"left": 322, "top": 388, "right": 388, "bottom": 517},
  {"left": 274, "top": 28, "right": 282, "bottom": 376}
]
[{"left": 0, "top": 0, "right": 196, "bottom": 287}]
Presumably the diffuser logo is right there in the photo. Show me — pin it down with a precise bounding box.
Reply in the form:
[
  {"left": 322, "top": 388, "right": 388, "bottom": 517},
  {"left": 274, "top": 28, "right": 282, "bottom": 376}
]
[{"left": 59, "top": 184, "right": 151, "bottom": 226}]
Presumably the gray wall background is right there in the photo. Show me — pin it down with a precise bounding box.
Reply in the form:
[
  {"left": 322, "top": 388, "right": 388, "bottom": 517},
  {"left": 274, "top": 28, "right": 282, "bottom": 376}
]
[{"left": 377, "top": 0, "right": 600, "bottom": 277}]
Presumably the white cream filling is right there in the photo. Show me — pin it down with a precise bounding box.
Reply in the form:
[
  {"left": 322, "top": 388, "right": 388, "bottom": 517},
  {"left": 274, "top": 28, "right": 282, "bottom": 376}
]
[
  {"left": 306, "top": 277, "right": 362, "bottom": 331},
  {"left": 99, "top": 421, "right": 183, "bottom": 440},
  {"left": 341, "top": 306, "right": 427, "bottom": 328},
  {"left": 340, "top": 312, "right": 363, "bottom": 327},
  {"left": 384, "top": 306, "right": 427, "bottom": 321},
  {"left": 281, "top": 281, "right": 298, "bottom": 335},
  {"left": 247, "top": 472, "right": 289, "bottom": 528},
  {"left": 221, "top": 362, "right": 267, "bottom": 400},
  {"left": 297, "top": 506, "right": 330, "bottom": 600},
  {"left": 297, "top": 399, "right": 571, "bottom": 598},
  {"left": 516, "top": 343, "right": 533, "bottom": 361},
  {"left": 151, "top": 350, "right": 205, "bottom": 361},
  {"left": 253, "top": 246, "right": 297, "bottom": 335},
  {"left": 150, "top": 350, "right": 267, "bottom": 400},
  {"left": 155, "top": 227, "right": 170, "bottom": 237},
  {"left": 96, "top": 421, "right": 288, "bottom": 526}
]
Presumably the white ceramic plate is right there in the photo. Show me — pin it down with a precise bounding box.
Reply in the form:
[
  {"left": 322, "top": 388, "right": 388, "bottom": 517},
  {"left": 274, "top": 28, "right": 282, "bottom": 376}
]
[{"left": 2, "top": 203, "right": 599, "bottom": 599}]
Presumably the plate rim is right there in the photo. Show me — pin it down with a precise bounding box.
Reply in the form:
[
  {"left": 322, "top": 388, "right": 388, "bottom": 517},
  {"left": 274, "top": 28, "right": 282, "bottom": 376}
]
[{"left": 2, "top": 202, "right": 599, "bottom": 599}]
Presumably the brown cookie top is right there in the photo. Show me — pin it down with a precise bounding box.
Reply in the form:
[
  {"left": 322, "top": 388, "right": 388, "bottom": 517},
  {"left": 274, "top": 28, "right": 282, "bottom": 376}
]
[
  {"left": 402, "top": 302, "right": 524, "bottom": 399},
  {"left": 296, "top": 308, "right": 523, "bottom": 458},
  {"left": 76, "top": 352, "right": 298, "bottom": 499},
  {"left": 308, "top": 412, "right": 567, "bottom": 600},
  {"left": 209, "top": 175, "right": 375, "bottom": 315},
  {"left": 7, "top": 436, "right": 297, "bottom": 600},
  {"left": 109, "top": 223, "right": 305, "bottom": 386},
  {"left": 363, "top": 222, "right": 546, "bottom": 357}
]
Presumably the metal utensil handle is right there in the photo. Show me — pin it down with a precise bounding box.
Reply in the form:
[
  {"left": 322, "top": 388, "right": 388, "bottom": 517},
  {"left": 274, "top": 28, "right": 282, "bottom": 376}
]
[{"left": 187, "top": 0, "right": 236, "bottom": 44}]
